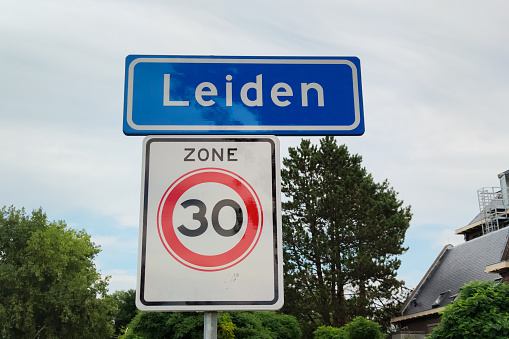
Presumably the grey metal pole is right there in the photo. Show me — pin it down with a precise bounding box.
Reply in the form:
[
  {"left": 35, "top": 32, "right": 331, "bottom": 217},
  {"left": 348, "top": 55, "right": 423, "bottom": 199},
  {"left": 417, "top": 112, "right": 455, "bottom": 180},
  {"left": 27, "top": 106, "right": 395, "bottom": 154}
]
[{"left": 204, "top": 311, "right": 218, "bottom": 339}]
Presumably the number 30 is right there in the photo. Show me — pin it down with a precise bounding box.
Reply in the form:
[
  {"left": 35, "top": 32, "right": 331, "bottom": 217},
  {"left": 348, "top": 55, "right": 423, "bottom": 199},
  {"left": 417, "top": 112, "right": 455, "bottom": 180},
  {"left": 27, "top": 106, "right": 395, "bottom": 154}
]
[{"left": 177, "top": 199, "right": 243, "bottom": 237}]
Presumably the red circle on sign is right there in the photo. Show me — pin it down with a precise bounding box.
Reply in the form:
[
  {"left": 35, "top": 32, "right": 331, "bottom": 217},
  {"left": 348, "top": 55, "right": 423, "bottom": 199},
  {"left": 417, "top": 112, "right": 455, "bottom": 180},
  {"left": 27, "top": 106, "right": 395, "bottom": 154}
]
[{"left": 157, "top": 168, "right": 263, "bottom": 271}]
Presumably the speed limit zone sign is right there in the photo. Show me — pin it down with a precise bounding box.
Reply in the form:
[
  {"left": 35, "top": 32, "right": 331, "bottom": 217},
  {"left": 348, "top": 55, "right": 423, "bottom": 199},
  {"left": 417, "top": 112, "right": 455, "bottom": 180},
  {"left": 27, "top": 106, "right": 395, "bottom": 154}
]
[{"left": 136, "top": 136, "right": 283, "bottom": 311}]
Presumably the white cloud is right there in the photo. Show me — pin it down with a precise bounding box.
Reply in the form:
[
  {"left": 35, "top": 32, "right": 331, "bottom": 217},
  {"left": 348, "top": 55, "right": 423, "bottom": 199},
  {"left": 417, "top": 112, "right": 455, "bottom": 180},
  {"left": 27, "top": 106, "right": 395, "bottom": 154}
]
[
  {"left": 0, "top": 122, "right": 141, "bottom": 228},
  {"left": 91, "top": 235, "right": 120, "bottom": 247},
  {"left": 436, "top": 228, "right": 465, "bottom": 248},
  {"left": 103, "top": 270, "right": 136, "bottom": 293},
  {"left": 399, "top": 269, "right": 425, "bottom": 290}
]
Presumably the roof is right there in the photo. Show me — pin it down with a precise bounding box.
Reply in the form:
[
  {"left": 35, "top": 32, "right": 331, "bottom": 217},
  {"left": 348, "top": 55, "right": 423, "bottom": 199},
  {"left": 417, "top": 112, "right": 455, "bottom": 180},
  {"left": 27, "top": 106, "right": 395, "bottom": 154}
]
[
  {"left": 454, "top": 219, "right": 482, "bottom": 235},
  {"left": 401, "top": 227, "right": 509, "bottom": 317},
  {"left": 455, "top": 205, "right": 509, "bottom": 236}
]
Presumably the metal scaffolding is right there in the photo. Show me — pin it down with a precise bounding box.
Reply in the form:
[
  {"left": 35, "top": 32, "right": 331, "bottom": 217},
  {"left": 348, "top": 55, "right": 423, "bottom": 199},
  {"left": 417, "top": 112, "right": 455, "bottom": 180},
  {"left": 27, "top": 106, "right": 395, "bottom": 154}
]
[{"left": 477, "top": 186, "right": 509, "bottom": 235}]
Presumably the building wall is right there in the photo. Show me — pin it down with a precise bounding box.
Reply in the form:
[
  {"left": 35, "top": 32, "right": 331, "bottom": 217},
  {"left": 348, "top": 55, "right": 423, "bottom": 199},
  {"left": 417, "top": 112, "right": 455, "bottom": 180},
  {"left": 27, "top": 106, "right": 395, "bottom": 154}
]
[
  {"left": 465, "top": 228, "right": 483, "bottom": 241},
  {"left": 392, "top": 333, "right": 425, "bottom": 339},
  {"left": 500, "top": 270, "right": 509, "bottom": 284},
  {"left": 398, "top": 313, "right": 441, "bottom": 335},
  {"left": 502, "top": 240, "right": 509, "bottom": 260}
]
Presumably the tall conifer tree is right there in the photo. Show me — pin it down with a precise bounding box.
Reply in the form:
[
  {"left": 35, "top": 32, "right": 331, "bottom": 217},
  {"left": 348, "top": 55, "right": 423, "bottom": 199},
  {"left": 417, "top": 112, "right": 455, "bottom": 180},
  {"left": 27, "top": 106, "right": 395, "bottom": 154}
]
[{"left": 281, "top": 137, "right": 411, "bottom": 334}]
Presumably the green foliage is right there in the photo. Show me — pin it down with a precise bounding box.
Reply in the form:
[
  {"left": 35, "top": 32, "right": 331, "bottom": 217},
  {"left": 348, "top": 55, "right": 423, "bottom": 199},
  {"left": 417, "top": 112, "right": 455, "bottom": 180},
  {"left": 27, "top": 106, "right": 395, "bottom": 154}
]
[
  {"left": 0, "top": 206, "right": 115, "bottom": 338},
  {"left": 112, "top": 289, "right": 137, "bottom": 336},
  {"left": 218, "top": 313, "right": 236, "bottom": 339},
  {"left": 342, "top": 316, "right": 385, "bottom": 339},
  {"left": 122, "top": 312, "right": 203, "bottom": 339},
  {"left": 229, "top": 311, "right": 302, "bottom": 339},
  {"left": 428, "top": 280, "right": 509, "bottom": 339},
  {"left": 227, "top": 311, "right": 272, "bottom": 338},
  {"left": 313, "top": 326, "right": 347, "bottom": 339},
  {"left": 122, "top": 311, "right": 301, "bottom": 339},
  {"left": 256, "top": 311, "right": 302, "bottom": 339},
  {"left": 314, "top": 317, "right": 385, "bottom": 339},
  {"left": 281, "top": 137, "right": 411, "bottom": 335}
]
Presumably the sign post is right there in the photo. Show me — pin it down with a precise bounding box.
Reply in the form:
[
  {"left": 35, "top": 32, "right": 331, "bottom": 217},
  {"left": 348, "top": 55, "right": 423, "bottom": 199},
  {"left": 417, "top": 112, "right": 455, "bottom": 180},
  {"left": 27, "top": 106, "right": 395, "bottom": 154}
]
[
  {"left": 204, "top": 312, "right": 218, "bottom": 339},
  {"left": 124, "top": 55, "right": 364, "bottom": 337}
]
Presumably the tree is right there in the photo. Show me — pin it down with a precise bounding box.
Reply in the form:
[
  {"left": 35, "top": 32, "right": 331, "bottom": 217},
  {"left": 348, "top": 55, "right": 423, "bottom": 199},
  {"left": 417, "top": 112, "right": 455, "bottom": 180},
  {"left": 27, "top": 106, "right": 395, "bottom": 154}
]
[
  {"left": 281, "top": 137, "right": 411, "bottom": 335},
  {"left": 429, "top": 280, "right": 509, "bottom": 338},
  {"left": 0, "top": 206, "right": 115, "bottom": 338},
  {"left": 112, "top": 289, "right": 137, "bottom": 336}
]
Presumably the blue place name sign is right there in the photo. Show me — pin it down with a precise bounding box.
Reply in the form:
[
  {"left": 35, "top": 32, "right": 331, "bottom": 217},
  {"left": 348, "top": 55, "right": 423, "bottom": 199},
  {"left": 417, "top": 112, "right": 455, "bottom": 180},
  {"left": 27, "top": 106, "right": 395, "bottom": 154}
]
[{"left": 123, "top": 56, "right": 364, "bottom": 136}]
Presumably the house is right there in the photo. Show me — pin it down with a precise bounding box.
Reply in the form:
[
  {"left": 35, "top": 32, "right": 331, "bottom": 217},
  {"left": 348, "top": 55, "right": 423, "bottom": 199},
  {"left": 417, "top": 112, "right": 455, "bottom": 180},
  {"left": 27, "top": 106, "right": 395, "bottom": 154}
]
[{"left": 391, "top": 170, "right": 509, "bottom": 338}]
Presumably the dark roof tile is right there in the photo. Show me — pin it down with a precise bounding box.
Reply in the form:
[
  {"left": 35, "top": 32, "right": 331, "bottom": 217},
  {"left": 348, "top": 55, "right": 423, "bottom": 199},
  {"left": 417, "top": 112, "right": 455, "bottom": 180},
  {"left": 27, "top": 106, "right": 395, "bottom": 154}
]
[{"left": 404, "top": 227, "right": 509, "bottom": 315}]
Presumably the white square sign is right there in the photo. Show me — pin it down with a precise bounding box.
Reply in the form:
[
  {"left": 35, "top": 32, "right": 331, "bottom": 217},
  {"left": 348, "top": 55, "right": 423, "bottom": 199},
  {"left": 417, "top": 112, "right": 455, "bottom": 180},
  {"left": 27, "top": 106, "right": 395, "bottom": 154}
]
[{"left": 136, "top": 136, "right": 283, "bottom": 311}]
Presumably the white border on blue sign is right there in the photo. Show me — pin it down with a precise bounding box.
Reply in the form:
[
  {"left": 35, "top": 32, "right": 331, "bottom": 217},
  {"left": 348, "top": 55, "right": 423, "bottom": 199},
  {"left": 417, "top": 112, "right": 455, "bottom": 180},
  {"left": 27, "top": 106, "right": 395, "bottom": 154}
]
[{"left": 125, "top": 57, "right": 362, "bottom": 132}]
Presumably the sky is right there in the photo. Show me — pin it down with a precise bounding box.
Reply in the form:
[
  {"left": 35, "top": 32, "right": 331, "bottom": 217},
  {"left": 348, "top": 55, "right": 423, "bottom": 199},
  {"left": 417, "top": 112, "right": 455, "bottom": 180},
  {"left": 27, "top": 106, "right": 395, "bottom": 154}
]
[{"left": 1, "top": 0, "right": 508, "bottom": 293}]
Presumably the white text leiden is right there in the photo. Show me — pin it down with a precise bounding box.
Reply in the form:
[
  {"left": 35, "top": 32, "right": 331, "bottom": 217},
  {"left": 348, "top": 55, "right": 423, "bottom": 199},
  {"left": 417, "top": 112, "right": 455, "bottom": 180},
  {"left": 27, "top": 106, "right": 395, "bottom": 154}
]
[{"left": 163, "top": 74, "right": 325, "bottom": 108}]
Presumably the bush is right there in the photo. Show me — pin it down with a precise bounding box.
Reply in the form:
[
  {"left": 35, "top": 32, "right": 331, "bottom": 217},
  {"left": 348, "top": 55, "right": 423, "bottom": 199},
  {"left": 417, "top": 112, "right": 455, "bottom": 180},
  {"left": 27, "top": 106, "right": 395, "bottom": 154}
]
[
  {"left": 255, "top": 311, "right": 302, "bottom": 339},
  {"left": 218, "top": 313, "right": 236, "bottom": 339},
  {"left": 122, "top": 312, "right": 202, "bottom": 339},
  {"left": 428, "top": 281, "right": 509, "bottom": 339},
  {"left": 313, "top": 317, "right": 385, "bottom": 339},
  {"left": 121, "top": 311, "right": 301, "bottom": 339},
  {"left": 228, "top": 311, "right": 302, "bottom": 339},
  {"left": 313, "top": 326, "right": 347, "bottom": 339},
  {"left": 343, "top": 317, "right": 385, "bottom": 339}
]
